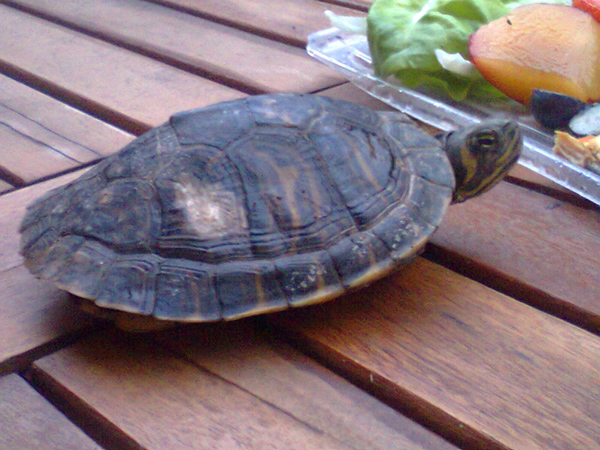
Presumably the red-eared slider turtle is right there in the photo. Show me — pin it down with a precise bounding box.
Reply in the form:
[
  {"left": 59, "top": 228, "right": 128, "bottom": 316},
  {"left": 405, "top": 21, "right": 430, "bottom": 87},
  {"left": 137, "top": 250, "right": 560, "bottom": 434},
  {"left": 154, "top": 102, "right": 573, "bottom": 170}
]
[{"left": 19, "top": 94, "right": 521, "bottom": 330}]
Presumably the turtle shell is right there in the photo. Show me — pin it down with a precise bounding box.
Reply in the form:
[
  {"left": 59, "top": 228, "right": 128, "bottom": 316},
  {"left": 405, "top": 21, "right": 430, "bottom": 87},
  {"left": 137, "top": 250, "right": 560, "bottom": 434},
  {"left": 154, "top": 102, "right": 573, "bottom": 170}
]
[{"left": 19, "top": 94, "right": 454, "bottom": 322}]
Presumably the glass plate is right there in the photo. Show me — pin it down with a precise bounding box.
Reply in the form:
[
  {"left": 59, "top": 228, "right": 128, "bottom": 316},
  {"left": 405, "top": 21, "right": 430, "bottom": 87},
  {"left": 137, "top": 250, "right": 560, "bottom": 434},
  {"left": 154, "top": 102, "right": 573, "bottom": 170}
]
[{"left": 307, "top": 27, "right": 600, "bottom": 206}]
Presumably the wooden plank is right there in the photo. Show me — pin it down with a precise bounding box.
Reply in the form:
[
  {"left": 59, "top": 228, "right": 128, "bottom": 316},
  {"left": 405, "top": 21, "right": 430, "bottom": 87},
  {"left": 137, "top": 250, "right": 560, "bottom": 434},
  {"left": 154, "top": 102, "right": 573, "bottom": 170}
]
[
  {"left": 0, "top": 179, "right": 13, "bottom": 193},
  {"left": 0, "top": 169, "right": 84, "bottom": 274},
  {"left": 0, "top": 374, "right": 101, "bottom": 450},
  {"left": 158, "top": 321, "right": 459, "bottom": 450},
  {"left": 0, "top": 264, "right": 98, "bottom": 372},
  {"left": 145, "top": 0, "right": 364, "bottom": 46},
  {"left": 6, "top": 0, "right": 344, "bottom": 94},
  {"left": 433, "top": 181, "right": 600, "bottom": 323},
  {"left": 0, "top": 73, "right": 133, "bottom": 156},
  {"left": 272, "top": 258, "right": 600, "bottom": 450},
  {"left": 0, "top": 5, "right": 243, "bottom": 131},
  {"left": 0, "top": 73, "right": 132, "bottom": 184},
  {"left": 31, "top": 329, "right": 365, "bottom": 450},
  {"left": 327, "top": 0, "right": 374, "bottom": 11},
  {"left": 0, "top": 121, "right": 81, "bottom": 184}
]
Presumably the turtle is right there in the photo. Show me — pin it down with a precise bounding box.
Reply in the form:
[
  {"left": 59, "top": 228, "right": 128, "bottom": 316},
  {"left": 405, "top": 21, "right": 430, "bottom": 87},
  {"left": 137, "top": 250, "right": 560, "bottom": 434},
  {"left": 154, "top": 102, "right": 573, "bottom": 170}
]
[{"left": 19, "top": 94, "right": 522, "bottom": 331}]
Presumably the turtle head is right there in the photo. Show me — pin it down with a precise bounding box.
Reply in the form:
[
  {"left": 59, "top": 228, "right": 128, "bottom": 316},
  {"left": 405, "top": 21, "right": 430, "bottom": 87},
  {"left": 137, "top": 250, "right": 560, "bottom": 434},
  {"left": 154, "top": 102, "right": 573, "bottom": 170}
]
[{"left": 442, "top": 119, "right": 522, "bottom": 203}]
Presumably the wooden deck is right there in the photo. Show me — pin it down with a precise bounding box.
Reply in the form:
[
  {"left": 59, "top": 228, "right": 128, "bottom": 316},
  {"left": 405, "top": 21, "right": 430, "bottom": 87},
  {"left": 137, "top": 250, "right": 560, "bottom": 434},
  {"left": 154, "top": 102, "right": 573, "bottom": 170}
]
[{"left": 1, "top": 1, "right": 599, "bottom": 449}]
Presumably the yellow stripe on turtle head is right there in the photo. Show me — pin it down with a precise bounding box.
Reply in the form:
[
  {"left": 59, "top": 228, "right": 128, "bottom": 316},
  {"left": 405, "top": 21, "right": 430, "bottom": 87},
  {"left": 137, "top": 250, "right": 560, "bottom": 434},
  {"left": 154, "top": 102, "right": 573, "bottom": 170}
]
[{"left": 446, "top": 120, "right": 522, "bottom": 203}]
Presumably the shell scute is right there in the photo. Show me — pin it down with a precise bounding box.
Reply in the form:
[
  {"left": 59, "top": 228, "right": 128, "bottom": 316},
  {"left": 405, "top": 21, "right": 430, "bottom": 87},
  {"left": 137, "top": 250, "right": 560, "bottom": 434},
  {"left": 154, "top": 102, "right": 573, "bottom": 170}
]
[
  {"left": 154, "top": 147, "right": 252, "bottom": 263},
  {"left": 154, "top": 259, "right": 221, "bottom": 322},
  {"left": 19, "top": 187, "right": 67, "bottom": 232},
  {"left": 95, "top": 254, "right": 163, "bottom": 315},
  {"left": 310, "top": 126, "right": 394, "bottom": 210},
  {"left": 226, "top": 128, "right": 355, "bottom": 256},
  {"left": 214, "top": 260, "right": 287, "bottom": 319},
  {"left": 328, "top": 231, "right": 393, "bottom": 288},
  {"left": 406, "top": 176, "right": 452, "bottom": 228},
  {"left": 404, "top": 147, "right": 456, "bottom": 189},
  {"left": 275, "top": 250, "right": 343, "bottom": 306},
  {"left": 369, "top": 204, "right": 435, "bottom": 262},
  {"left": 53, "top": 240, "right": 117, "bottom": 300},
  {"left": 19, "top": 94, "right": 456, "bottom": 323},
  {"left": 102, "top": 125, "right": 181, "bottom": 181},
  {"left": 315, "top": 95, "right": 381, "bottom": 130},
  {"left": 246, "top": 94, "right": 321, "bottom": 128},
  {"left": 170, "top": 100, "right": 255, "bottom": 148},
  {"left": 27, "top": 234, "right": 86, "bottom": 280},
  {"left": 66, "top": 178, "right": 160, "bottom": 251}
]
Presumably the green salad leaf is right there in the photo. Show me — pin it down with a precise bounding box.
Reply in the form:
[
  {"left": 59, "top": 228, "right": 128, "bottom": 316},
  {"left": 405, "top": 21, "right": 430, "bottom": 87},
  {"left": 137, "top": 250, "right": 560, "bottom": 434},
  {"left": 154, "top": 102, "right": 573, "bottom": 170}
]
[{"left": 367, "top": 0, "right": 569, "bottom": 101}]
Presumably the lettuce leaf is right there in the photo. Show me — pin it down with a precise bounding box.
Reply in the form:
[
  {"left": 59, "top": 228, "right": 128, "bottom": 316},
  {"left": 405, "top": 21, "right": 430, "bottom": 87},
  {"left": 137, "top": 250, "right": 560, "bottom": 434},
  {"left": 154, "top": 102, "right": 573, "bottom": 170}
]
[{"left": 367, "top": 0, "right": 569, "bottom": 101}]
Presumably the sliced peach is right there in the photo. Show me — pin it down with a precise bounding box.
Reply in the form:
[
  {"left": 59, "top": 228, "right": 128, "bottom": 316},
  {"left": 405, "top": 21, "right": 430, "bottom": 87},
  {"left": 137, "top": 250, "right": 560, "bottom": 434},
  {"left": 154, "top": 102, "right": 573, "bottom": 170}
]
[
  {"left": 469, "top": 4, "right": 600, "bottom": 105},
  {"left": 573, "top": 0, "right": 600, "bottom": 23}
]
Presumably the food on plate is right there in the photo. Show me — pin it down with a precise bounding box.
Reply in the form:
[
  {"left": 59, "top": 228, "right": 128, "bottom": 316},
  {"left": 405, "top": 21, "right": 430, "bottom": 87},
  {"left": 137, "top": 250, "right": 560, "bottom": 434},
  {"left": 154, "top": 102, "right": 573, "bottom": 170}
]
[
  {"left": 469, "top": 4, "right": 600, "bottom": 105},
  {"left": 365, "top": 0, "right": 571, "bottom": 101},
  {"left": 573, "top": 0, "right": 600, "bottom": 21},
  {"left": 341, "top": 0, "right": 600, "bottom": 183},
  {"left": 527, "top": 89, "right": 600, "bottom": 171},
  {"left": 568, "top": 103, "right": 600, "bottom": 136},
  {"left": 366, "top": 0, "right": 514, "bottom": 101},
  {"left": 528, "top": 89, "right": 600, "bottom": 136},
  {"left": 530, "top": 90, "right": 587, "bottom": 130},
  {"left": 553, "top": 132, "right": 600, "bottom": 174}
]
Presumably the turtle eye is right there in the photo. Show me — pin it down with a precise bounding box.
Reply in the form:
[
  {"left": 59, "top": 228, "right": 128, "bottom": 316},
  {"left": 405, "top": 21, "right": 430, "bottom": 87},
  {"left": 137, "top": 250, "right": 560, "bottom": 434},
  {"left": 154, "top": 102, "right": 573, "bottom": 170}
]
[
  {"left": 476, "top": 131, "right": 499, "bottom": 150},
  {"left": 469, "top": 130, "right": 503, "bottom": 160}
]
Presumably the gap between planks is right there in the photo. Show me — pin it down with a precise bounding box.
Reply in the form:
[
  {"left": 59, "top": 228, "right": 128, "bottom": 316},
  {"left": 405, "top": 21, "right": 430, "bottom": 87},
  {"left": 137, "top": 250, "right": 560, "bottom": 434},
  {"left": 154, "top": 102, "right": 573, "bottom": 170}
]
[
  {"left": 0, "top": 373, "right": 102, "bottom": 450},
  {"left": 0, "top": 62, "right": 151, "bottom": 137},
  {"left": 0, "top": 4, "right": 246, "bottom": 133},
  {"left": 142, "top": 0, "right": 365, "bottom": 48},
  {"left": 24, "top": 322, "right": 461, "bottom": 450},
  {"left": 0, "top": 0, "right": 344, "bottom": 95},
  {"left": 270, "top": 258, "right": 600, "bottom": 450},
  {"left": 0, "top": 0, "right": 266, "bottom": 96}
]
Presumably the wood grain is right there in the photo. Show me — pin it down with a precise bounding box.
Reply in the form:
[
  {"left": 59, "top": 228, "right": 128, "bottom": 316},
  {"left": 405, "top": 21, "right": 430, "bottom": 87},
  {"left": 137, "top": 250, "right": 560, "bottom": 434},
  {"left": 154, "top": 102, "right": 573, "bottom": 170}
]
[
  {"left": 0, "top": 73, "right": 131, "bottom": 184},
  {"left": 0, "top": 4, "right": 597, "bottom": 450},
  {"left": 0, "top": 5, "right": 244, "bottom": 131},
  {"left": 327, "top": 0, "right": 373, "bottom": 11},
  {"left": 0, "top": 373, "right": 101, "bottom": 450},
  {"left": 158, "top": 321, "right": 459, "bottom": 450},
  {"left": 272, "top": 257, "right": 600, "bottom": 450},
  {"left": 433, "top": 180, "right": 600, "bottom": 323},
  {"left": 146, "top": 0, "right": 364, "bottom": 46},
  {"left": 0, "top": 119, "right": 81, "bottom": 184},
  {"left": 0, "top": 73, "right": 133, "bottom": 156},
  {"left": 4, "top": 0, "right": 343, "bottom": 94},
  {"left": 0, "top": 179, "right": 12, "bottom": 193},
  {"left": 0, "top": 265, "right": 97, "bottom": 373},
  {"left": 31, "top": 329, "right": 363, "bottom": 450}
]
